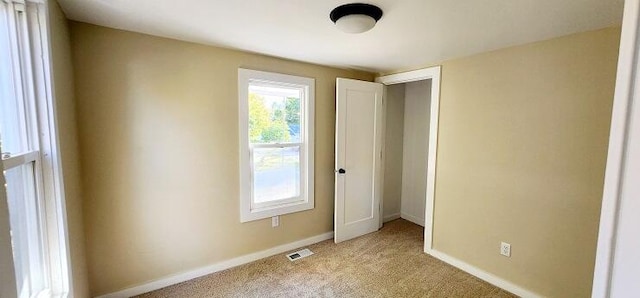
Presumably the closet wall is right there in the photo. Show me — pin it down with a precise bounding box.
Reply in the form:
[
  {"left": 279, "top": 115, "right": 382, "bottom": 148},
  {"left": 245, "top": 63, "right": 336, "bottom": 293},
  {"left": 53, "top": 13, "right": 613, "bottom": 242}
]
[
  {"left": 382, "top": 84, "right": 405, "bottom": 220},
  {"left": 400, "top": 80, "right": 431, "bottom": 226}
]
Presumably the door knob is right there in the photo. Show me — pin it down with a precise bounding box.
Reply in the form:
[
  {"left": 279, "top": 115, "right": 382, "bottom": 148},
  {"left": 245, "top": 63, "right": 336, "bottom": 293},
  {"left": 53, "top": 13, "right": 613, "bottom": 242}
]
[{"left": 338, "top": 168, "right": 346, "bottom": 174}]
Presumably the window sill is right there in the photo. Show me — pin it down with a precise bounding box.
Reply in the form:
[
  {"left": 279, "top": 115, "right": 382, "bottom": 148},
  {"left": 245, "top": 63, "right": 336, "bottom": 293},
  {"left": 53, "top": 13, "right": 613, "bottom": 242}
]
[{"left": 240, "top": 199, "right": 314, "bottom": 223}]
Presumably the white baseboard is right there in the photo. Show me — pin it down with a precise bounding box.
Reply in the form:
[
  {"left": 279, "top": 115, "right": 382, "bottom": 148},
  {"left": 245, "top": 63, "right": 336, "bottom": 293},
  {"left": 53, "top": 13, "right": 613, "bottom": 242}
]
[
  {"left": 401, "top": 212, "right": 425, "bottom": 227},
  {"left": 383, "top": 212, "right": 401, "bottom": 222},
  {"left": 96, "top": 231, "right": 334, "bottom": 298},
  {"left": 428, "top": 249, "right": 541, "bottom": 298}
]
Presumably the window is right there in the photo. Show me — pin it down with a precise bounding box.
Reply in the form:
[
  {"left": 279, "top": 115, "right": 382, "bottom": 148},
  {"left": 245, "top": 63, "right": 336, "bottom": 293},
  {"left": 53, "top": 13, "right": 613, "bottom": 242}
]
[
  {"left": 238, "top": 69, "right": 315, "bottom": 222},
  {"left": 1, "top": 1, "right": 71, "bottom": 297}
]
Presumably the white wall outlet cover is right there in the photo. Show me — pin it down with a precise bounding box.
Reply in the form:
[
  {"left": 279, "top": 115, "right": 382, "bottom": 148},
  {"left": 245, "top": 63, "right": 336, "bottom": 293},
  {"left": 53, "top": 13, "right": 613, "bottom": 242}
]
[
  {"left": 272, "top": 216, "right": 279, "bottom": 227},
  {"left": 500, "top": 242, "right": 511, "bottom": 257}
]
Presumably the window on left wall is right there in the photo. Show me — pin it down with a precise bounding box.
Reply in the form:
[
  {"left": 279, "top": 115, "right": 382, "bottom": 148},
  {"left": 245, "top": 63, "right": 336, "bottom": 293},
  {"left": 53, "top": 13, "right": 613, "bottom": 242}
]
[
  {"left": 1, "top": 1, "right": 71, "bottom": 297},
  {"left": 238, "top": 69, "right": 315, "bottom": 222}
]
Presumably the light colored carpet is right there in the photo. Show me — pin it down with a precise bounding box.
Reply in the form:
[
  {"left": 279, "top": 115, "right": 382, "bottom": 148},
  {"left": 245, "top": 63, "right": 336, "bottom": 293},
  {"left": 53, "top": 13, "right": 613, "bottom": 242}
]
[{"left": 136, "top": 219, "right": 516, "bottom": 298}]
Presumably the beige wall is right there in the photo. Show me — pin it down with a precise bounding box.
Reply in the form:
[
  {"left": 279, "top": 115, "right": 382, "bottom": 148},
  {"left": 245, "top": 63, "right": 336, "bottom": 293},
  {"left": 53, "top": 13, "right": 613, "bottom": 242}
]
[
  {"left": 432, "top": 27, "right": 620, "bottom": 297},
  {"left": 69, "top": 22, "right": 374, "bottom": 296},
  {"left": 382, "top": 84, "right": 405, "bottom": 219},
  {"left": 48, "top": 2, "right": 90, "bottom": 297}
]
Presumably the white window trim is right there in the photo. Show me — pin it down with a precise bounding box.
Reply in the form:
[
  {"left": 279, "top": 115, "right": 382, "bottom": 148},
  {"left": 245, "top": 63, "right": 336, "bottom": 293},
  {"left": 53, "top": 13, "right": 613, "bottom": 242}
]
[
  {"left": 1, "top": 0, "right": 72, "bottom": 297},
  {"left": 238, "top": 69, "right": 315, "bottom": 222}
]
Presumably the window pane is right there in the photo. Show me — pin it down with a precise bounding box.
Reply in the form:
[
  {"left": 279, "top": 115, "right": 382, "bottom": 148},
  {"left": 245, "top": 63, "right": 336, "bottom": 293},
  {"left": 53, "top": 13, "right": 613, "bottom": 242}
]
[
  {"left": 5, "top": 162, "right": 46, "bottom": 296},
  {"left": 248, "top": 84, "right": 302, "bottom": 144},
  {"left": 0, "top": 9, "right": 28, "bottom": 156},
  {"left": 252, "top": 146, "right": 301, "bottom": 203}
]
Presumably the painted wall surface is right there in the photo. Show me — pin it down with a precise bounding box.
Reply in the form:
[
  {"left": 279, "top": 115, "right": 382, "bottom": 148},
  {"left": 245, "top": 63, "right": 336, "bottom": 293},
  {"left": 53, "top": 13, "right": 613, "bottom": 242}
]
[
  {"left": 69, "top": 22, "right": 373, "bottom": 296},
  {"left": 382, "top": 84, "right": 405, "bottom": 220},
  {"left": 432, "top": 27, "right": 620, "bottom": 297},
  {"left": 48, "top": 2, "right": 90, "bottom": 297},
  {"left": 400, "top": 80, "right": 431, "bottom": 226}
]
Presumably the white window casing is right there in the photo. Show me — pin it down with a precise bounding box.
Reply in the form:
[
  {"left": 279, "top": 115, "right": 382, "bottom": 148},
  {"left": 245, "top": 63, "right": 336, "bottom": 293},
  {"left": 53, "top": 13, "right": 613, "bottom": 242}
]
[
  {"left": 1, "top": 0, "right": 72, "bottom": 297},
  {"left": 238, "top": 69, "right": 315, "bottom": 222}
]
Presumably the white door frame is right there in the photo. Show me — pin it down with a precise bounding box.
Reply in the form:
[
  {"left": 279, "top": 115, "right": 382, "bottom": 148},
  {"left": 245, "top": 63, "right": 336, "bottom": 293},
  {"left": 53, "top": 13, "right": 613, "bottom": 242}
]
[
  {"left": 375, "top": 66, "right": 441, "bottom": 254},
  {"left": 592, "top": 0, "right": 640, "bottom": 296}
]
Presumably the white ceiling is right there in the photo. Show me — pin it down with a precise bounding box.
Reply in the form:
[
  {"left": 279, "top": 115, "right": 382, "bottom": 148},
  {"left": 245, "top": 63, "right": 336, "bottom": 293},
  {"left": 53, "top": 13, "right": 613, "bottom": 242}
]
[{"left": 57, "top": 0, "right": 624, "bottom": 73}]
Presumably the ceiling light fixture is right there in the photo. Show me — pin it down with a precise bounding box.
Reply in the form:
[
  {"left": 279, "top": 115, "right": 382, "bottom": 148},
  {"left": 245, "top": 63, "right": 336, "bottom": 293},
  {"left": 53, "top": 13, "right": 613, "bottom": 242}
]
[{"left": 330, "top": 3, "right": 383, "bottom": 34}]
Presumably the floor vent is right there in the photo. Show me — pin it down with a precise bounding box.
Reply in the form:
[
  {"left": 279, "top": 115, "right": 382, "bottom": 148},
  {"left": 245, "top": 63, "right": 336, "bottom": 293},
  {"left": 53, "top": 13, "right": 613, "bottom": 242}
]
[{"left": 286, "top": 248, "right": 314, "bottom": 261}]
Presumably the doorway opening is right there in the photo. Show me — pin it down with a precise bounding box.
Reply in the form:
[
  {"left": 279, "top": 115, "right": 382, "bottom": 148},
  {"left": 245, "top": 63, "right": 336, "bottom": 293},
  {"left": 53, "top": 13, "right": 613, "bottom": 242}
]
[
  {"left": 381, "top": 80, "right": 431, "bottom": 227},
  {"left": 377, "top": 67, "right": 441, "bottom": 253}
]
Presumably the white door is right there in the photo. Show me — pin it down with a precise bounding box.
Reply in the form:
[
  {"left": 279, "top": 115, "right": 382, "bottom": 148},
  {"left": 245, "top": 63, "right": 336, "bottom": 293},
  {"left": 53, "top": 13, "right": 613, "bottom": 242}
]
[{"left": 334, "top": 78, "right": 384, "bottom": 243}]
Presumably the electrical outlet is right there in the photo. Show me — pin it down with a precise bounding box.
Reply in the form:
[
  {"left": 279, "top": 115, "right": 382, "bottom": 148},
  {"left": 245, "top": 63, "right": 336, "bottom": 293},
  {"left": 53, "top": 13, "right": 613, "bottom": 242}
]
[
  {"left": 272, "top": 216, "right": 279, "bottom": 227},
  {"left": 500, "top": 242, "right": 511, "bottom": 257}
]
